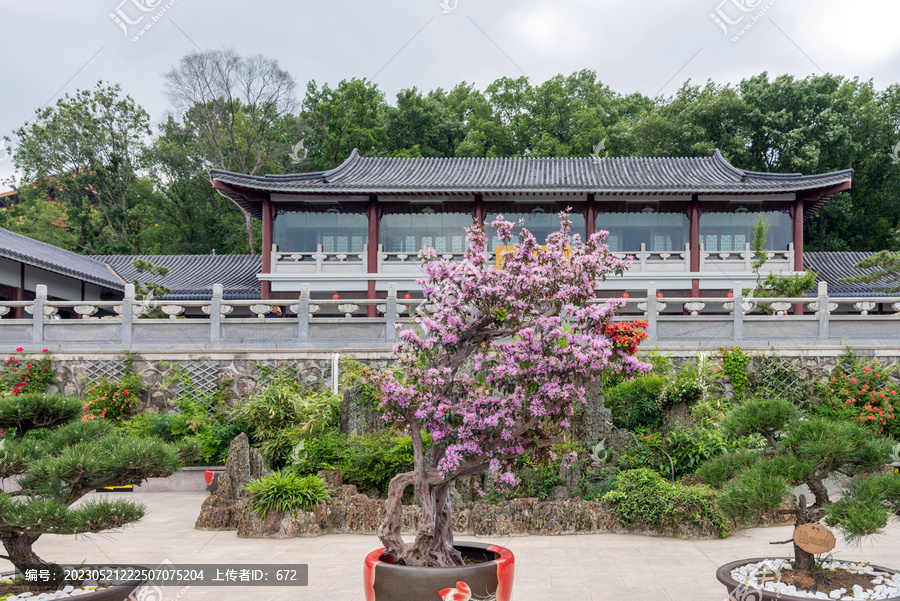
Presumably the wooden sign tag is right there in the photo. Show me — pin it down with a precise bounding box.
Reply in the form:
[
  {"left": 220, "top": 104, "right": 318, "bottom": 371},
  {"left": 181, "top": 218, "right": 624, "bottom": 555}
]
[{"left": 793, "top": 523, "right": 836, "bottom": 554}]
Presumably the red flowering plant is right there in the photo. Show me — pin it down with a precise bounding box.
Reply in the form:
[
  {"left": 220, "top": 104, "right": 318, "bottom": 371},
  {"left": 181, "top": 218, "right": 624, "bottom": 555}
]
[
  {"left": 605, "top": 320, "right": 649, "bottom": 355},
  {"left": 820, "top": 361, "right": 898, "bottom": 436},
  {"left": 82, "top": 360, "right": 144, "bottom": 422},
  {"left": 0, "top": 347, "right": 54, "bottom": 395},
  {"left": 367, "top": 213, "right": 650, "bottom": 567}
]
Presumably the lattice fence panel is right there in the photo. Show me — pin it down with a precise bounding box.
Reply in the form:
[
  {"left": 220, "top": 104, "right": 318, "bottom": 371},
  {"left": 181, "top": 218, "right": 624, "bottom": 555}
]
[
  {"left": 749, "top": 355, "right": 807, "bottom": 406},
  {"left": 173, "top": 361, "right": 222, "bottom": 410},
  {"left": 82, "top": 360, "right": 126, "bottom": 384}
]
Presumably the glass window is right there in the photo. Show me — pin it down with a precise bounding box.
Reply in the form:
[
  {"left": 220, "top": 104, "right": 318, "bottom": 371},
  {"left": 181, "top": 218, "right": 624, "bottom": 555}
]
[
  {"left": 595, "top": 202, "right": 689, "bottom": 252},
  {"left": 485, "top": 203, "right": 586, "bottom": 248},
  {"left": 273, "top": 205, "right": 368, "bottom": 253},
  {"left": 699, "top": 203, "right": 792, "bottom": 251},
  {"left": 380, "top": 204, "right": 473, "bottom": 253}
]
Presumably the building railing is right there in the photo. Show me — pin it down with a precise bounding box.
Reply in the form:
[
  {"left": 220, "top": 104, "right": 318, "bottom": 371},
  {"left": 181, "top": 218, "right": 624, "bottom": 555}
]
[
  {"left": 2, "top": 281, "right": 898, "bottom": 352},
  {"left": 270, "top": 242, "right": 795, "bottom": 276}
]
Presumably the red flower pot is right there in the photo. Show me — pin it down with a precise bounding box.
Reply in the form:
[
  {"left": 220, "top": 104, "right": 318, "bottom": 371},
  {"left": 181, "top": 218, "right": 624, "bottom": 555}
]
[{"left": 364, "top": 542, "right": 514, "bottom": 601}]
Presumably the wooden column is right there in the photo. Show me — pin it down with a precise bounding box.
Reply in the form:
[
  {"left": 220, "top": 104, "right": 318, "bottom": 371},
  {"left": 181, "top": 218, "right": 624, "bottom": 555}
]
[
  {"left": 473, "top": 194, "right": 485, "bottom": 225},
  {"left": 585, "top": 193, "right": 596, "bottom": 239},
  {"left": 13, "top": 263, "right": 24, "bottom": 319},
  {"left": 367, "top": 196, "right": 380, "bottom": 317},
  {"left": 261, "top": 197, "right": 273, "bottom": 300},
  {"left": 689, "top": 195, "right": 701, "bottom": 298},
  {"left": 792, "top": 199, "right": 804, "bottom": 272},
  {"left": 793, "top": 198, "right": 805, "bottom": 315}
]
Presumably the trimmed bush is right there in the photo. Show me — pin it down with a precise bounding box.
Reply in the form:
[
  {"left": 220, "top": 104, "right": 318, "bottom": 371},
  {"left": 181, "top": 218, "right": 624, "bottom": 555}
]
[
  {"left": 605, "top": 375, "right": 666, "bottom": 430},
  {"left": 601, "top": 468, "right": 730, "bottom": 537}
]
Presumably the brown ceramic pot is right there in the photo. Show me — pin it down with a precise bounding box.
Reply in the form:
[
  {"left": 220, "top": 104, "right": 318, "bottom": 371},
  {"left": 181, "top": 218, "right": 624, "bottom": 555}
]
[
  {"left": 716, "top": 557, "right": 900, "bottom": 601},
  {"left": 364, "top": 542, "right": 514, "bottom": 601},
  {"left": 1, "top": 567, "right": 145, "bottom": 601}
]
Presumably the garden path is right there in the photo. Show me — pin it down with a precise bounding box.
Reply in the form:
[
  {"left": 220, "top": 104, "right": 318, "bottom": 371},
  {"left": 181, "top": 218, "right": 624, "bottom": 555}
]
[{"left": 2, "top": 491, "right": 899, "bottom": 601}]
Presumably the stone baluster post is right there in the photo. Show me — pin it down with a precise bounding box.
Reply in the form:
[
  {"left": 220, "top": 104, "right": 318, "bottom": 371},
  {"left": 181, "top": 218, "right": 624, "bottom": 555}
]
[
  {"left": 121, "top": 284, "right": 134, "bottom": 348},
  {"left": 646, "top": 282, "right": 658, "bottom": 342},
  {"left": 385, "top": 283, "right": 398, "bottom": 343},
  {"left": 298, "top": 283, "right": 310, "bottom": 343},
  {"left": 817, "top": 281, "right": 829, "bottom": 340},
  {"left": 210, "top": 283, "right": 223, "bottom": 345},
  {"left": 732, "top": 282, "right": 743, "bottom": 343},
  {"left": 32, "top": 285, "right": 47, "bottom": 345}
]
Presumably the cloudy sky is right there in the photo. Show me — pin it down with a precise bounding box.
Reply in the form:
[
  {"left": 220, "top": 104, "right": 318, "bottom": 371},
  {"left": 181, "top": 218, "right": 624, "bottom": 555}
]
[{"left": 1, "top": 0, "right": 899, "bottom": 191}]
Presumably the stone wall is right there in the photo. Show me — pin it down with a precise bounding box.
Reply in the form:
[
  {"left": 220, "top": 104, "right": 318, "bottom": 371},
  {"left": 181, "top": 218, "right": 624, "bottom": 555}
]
[
  {"left": 43, "top": 348, "right": 900, "bottom": 414},
  {"left": 231, "top": 479, "right": 728, "bottom": 540}
]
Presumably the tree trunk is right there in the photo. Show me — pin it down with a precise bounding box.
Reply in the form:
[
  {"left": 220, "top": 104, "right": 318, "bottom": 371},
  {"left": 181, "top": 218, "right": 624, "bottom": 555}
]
[
  {"left": 805, "top": 479, "right": 830, "bottom": 507},
  {"left": 243, "top": 210, "right": 256, "bottom": 255},
  {"left": 793, "top": 495, "right": 815, "bottom": 573},
  {"left": 0, "top": 530, "right": 63, "bottom": 587}
]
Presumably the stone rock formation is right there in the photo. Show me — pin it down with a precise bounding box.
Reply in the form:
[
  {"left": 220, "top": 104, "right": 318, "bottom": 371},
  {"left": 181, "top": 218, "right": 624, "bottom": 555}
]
[{"left": 195, "top": 433, "right": 268, "bottom": 530}]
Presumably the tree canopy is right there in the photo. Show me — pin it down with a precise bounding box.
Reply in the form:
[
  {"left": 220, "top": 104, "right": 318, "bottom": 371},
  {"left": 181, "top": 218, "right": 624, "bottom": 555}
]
[{"left": 3, "top": 56, "right": 900, "bottom": 258}]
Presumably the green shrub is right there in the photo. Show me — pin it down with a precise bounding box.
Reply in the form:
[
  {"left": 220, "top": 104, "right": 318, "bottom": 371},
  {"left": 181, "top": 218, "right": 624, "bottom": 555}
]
[
  {"left": 817, "top": 361, "right": 899, "bottom": 436},
  {"left": 291, "top": 430, "right": 430, "bottom": 497},
  {"left": 696, "top": 450, "right": 762, "bottom": 486},
  {"left": 601, "top": 468, "right": 729, "bottom": 536},
  {"left": 507, "top": 441, "right": 586, "bottom": 500},
  {"left": 720, "top": 347, "right": 749, "bottom": 396},
  {"left": 245, "top": 471, "right": 333, "bottom": 518},
  {"left": 615, "top": 431, "right": 670, "bottom": 477},
  {"left": 659, "top": 355, "right": 712, "bottom": 408},
  {"left": 605, "top": 375, "right": 665, "bottom": 430},
  {"left": 82, "top": 353, "right": 144, "bottom": 422},
  {"left": 82, "top": 375, "right": 142, "bottom": 422},
  {"left": 721, "top": 397, "right": 798, "bottom": 441},
  {"left": 0, "top": 349, "right": 55, "bottom": 395},
  {"left": 238, "top": 369, "right": 341, "bottom": 467},
  {"left": 664, "top": 427, "right": 728, "bottom": 478},
  {"left": 718, "top": 463, "right": 790, "bottom": 522}
]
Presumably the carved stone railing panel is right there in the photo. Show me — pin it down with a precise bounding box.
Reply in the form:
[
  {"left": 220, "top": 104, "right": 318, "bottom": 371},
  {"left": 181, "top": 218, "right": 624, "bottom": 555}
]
[
  {"left": 161, "top": 305, "right": 185, "bottom": 320},
  {"left": 854, "top": 301, "right": 876, "bottom": 316}
]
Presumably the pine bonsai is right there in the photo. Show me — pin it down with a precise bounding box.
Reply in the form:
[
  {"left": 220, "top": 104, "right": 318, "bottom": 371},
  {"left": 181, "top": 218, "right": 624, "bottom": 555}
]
[
  {"left": 698, "top": 397, "right": 900, "bottom": 573},
  {"left": 368, "top": 214, "right": 650, "bottom": 567},
  {"left": 0, "top": 394, "right": 198, "bottom": 586}
]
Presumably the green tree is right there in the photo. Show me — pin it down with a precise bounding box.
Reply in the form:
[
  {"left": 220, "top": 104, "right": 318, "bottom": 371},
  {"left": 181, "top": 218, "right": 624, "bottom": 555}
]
[
  {"left": 0, "top": 395, "right": 198, "bottom": 586},
  {"left": 10, "top": 81, "right": 152, "bottom": 253},
  {"left": 838, "top": 250, "right": 900, "bottom": 293},
  {"left": 301, "top": 78, "right": 387, "bottom": 169},
  {"left": 163, "top": 49, "right": 299, "bottom": 253},
  {"left": 699, "top": 398, "right": 898, "bottom": 573}
]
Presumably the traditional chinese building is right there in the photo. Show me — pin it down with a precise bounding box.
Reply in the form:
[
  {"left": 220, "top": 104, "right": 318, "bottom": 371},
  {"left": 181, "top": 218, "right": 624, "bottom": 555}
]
[{"left": 211, "top": 150, "right": 852, "bottom": 304}]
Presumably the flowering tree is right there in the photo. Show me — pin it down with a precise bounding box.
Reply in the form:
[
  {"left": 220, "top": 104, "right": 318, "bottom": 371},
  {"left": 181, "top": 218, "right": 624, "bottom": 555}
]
[{"left": 371, "top": 213, "right": 650, "bottom": 567}]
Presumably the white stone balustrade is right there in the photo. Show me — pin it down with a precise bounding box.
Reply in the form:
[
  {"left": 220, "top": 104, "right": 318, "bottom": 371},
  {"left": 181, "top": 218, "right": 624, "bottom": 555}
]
[
  {"left": 161, "top": 305, "right": 185, "bottom": 320},
  {"left": 684, "top": 302, "right": 706, "bottom": 316},
  {"left": 854, "top": 301, "right": 876, "bottom": 315}
]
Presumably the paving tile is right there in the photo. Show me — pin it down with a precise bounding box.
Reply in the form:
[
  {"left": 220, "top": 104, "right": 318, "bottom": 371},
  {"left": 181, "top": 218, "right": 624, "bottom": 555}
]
[{"left": 2, "top": 492, "right": 899, "bottom": 601}]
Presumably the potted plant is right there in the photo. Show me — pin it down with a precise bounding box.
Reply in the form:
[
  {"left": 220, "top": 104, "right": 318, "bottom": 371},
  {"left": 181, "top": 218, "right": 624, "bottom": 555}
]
[
  {"left": 362, "top": 214, "right": 650, "bottom": 601},
  {"left": 697, "top": 397, "right": 900, "bottom": 600},
  {"left": 0, "top": 392, "right": 198, "bottom": 600}
]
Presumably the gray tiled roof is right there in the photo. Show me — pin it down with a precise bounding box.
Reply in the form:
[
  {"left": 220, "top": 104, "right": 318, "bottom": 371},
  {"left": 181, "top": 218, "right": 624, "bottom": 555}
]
[
  {"left": 212, "top": 149, "right": 853, "bottom": 218},
  {"left": 804, "top": 252, "right": 897, "bottom": 297},
  {"left": 92, "top": 255, "right": 261, "bottom": 300},
  {"left": 0, "top": 228, "right": 124, "bottom": 290}
]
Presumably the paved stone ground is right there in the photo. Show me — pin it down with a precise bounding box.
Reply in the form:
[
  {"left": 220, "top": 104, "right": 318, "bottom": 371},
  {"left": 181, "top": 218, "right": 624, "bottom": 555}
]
[{"left": 2, "top": 491, "right": 899, "bottom": 601}]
